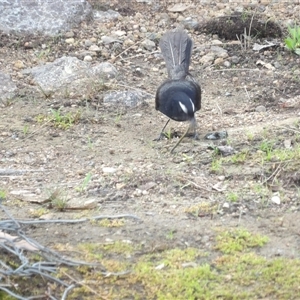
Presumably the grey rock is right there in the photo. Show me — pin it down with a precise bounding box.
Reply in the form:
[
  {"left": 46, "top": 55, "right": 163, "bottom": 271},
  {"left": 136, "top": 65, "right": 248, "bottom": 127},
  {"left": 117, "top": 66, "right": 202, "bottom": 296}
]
[
  {"left": 101, "top": 36, "right": 122, "bottom": 45},
  {"left": 90, "top": 62, "right": 117, "bottom": 79},
  {"left": 230, "top": 56, "right": 240, "bottom": 64},
  {"left": 182, "top": 17, "right": 199, "bottom": 30},
  {"left": 0, "top": 72, "right": 17, "bottom": 102},
  {"left": 147, "top": 32, "right": 160, "bottom": 42},
  {"left": 217, "top": 146, "right": 236, "bottom": 157},
  {"left": 210, "top": 46, "right": 228, "bottom": 58},
  {"left": 65, "top": 31, "right": 75, "bottom": 38},
  {"left": 94, "top": 9, "right": 120, "bottom": 22},
  {"left": 23, "top": 56, "right": 117, "bottom": 94},
  {"left": 255, "top": 105, "right": 267, "bottom": 112},
  {"left": 103, "top": 91, "right": 144, "bottom": 107},
  {"left": 274, "top": 61, "right": 281, "bottom": 69},
  {"left": 89, "top": 45, "right": 101, "bottom": 52},
  {"left": 84, "top": 39, "right": 93, "bottom": 47},
  {"left": 205, "top": 131, "right": 228, "bottom": 140},
  {"left": 141, "top": 39, "right": 156, "bottom": 51},
  {"left": 157, "top": 13, "right": 170, "bottom": 27},
  {"left": 0, "top": 0, "right": 93, "bottom": 36}
]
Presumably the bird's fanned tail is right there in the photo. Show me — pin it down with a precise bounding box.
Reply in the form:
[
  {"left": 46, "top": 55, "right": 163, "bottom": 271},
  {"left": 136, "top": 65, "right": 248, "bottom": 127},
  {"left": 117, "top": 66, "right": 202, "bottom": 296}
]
[{"left": 159, "top": 30, "right": 193, "bottom": 80}]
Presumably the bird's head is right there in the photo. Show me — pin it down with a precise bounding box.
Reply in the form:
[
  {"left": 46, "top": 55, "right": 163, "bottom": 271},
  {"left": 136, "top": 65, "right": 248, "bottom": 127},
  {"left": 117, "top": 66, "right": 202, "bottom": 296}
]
[{"left": 173, "top": 92, "right": 195, "bottom": 121}]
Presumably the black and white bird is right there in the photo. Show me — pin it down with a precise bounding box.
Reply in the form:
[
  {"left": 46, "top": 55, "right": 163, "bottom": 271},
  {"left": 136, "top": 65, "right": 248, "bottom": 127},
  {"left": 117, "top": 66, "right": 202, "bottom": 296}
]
[{"left": 155, "top": 30, "right": 201, "bottom": 153}]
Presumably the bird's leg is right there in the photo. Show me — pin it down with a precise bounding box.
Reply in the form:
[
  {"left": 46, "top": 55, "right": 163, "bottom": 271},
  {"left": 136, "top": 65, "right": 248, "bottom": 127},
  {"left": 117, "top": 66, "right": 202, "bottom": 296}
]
[
  {"left": 170, "top": 123, "right": 191, "bottom": 153},
  {"left": 153, "top": 119, "right": 170, "bottom": 141},
  {"left": 190, "top": 118, "right": 199, "bottom": 140},
  {"left": 170, "top": 118, "right": 198, "bottom": 153}
]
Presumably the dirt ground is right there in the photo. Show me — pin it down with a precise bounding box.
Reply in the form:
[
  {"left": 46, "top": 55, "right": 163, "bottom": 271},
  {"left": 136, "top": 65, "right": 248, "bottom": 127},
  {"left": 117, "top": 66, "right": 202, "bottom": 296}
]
[{"left": 1, "top": 2, "right": 300, "bottom": 298}]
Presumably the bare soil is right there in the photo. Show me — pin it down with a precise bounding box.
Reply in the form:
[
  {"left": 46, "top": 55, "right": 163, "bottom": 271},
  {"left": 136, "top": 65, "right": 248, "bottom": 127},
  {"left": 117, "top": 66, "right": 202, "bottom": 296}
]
[{"left": 1, "top": 2, "right": 300, "bottom": 298}]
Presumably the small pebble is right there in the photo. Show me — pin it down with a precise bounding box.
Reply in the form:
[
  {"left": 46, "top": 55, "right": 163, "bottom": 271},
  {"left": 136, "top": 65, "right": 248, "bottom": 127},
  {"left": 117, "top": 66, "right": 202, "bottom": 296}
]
[
  {"left": 255, "top": 105, "right": 266, "bottom": 112},
  {"left": 65, "top": 38, "right": 75, "bottom": 44},
  {"left": 83, "top": 55, "right": 93, "bottom": 62}
]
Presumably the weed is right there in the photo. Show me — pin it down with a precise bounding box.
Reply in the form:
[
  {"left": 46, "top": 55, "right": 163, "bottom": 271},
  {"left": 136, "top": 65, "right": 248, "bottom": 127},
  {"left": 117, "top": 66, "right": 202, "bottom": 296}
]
[
  {"left": 226, "top": 191, "right": 239, "bottom": 202},
  {"left": 48, "top": 188, "right": 68, "bottom": 211},
  {"left": 259, "top": 140, "right": 274, "bottom": 161},
  {"left": 164, "top": 128, "right": 172, "bottom": 140},
  {"left": 284, "top": 25, "right": 300, "bottom": 55},
  {"left": 211, "top": 158, "right": 223, "bottom": 173},
  {"left": 181, "top": 153, "right": 193, "bottom": 163},
  {"left": 259, "top": 140, "right": 274, "bottom": 153},
  {"left": 50, "top": 108, "right": 81, "bottom": 129},
  {"left": 23, "top": 124, "right": 29, "bottom": 135},
  {"left": 36, "top": 47, "right": 51, "bottom": 59},
  {"left": 98, "top": 218, "right": 125, "bottom": 227},
  {"left": 166, "top": 230, "right": 175, "bottom": 240},
  {"left": 87, "top": 136, "right": 93, "bottom": 149},
  {"left": 185, "top": 202, "right": 218, "bottom": 216},
  {"left": 241, "top": 10, "right": 251, "bottom": 22},
  {"left": 29, "top": 208, "right": 49, "bottom": 217},
  {"left": 76, "top": 172, "right": 92, "bottom": 193},
  {"left": 229, "top": 150, "right": 249, "bottom": 164},
  {"left": 114, "top": 111, "right": 122, "bottom": 124},
  {"left": 0, "top": 189, "right": 7, "bottom": 200},
  {"left": 215, "top": 228, "right": 269, "bottom": 254},
  {"left": 1, "top": 97, "right": 14, "bottom": 107},
  {"left": 246, "top": 131, "right": 254, "bottom": 141}
]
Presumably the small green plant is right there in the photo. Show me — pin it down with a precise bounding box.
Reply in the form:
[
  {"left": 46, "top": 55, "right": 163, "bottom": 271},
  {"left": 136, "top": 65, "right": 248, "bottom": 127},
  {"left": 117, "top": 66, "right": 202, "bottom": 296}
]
[
  {"left": 166, "top": 230, "right": 175, "bottom": 240},
  {"left": 98, "top": 218, "right": 125, "bottom": 227},
  {"left": 37, "top": 47, "right": 51, "bottom": 59},
  {"left": 226, "top": 191, "right": 239, "bottom": 202},
  {"left": 29, "top": 208, "right": 49, "bottom": 217},
  {"left": 182, "top": 153, "right": 193, "bottom": 163},
  {"left": 164, "top": 128, "right": 172, "bottom": 140},
  {"left": 114, "top": 112, "right": 122, "bottom": 124},
  {"left": 259, "top": 140, "right": 274, "bottom": 161},
  {"left": 211, "top": 158, "right": 222, "bottom": 173},
  {"left": 1, "top": 97, "right": 14, "bottom": 107},
  {"left": 87, "top": 136, "right": 93, "bottom": 149},
  {"left": 76, "top": 172, "right": 92, "bottom": 193},
  {"left": 48, "top": 188, "right": 68, "bottom": 211},
  {"left": 246, "top": 131, "right": 254, "bottom": 141},
  {"left": 0, "top": 189, "right": 7, "bottom": 200},
  {"left": 50, "top": 108, "right": 81, "bottom": 129},
  {"left": 23, "top": 124, "right": 29, "bottom": 135},
  {"left": 284, "top": 25, "right": 300, "bottom": 55},
  {"left": 229, "top": 150, "right": 249, "bottom": 164},
  {"left": 215, "top": 228, "right": 269, "bottom": 254}
]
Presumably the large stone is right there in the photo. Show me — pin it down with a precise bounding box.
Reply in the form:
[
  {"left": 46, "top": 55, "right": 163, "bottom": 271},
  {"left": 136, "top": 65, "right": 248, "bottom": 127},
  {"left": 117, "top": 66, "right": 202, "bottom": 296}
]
[
  {"left": 0, "top": 0, "right": 93, "bottom": 36},
  {"left": 23, "top": 56, "right": 117, "bottom": 94},
  {"left": 103, "top": 91, "right": 145, "bottom": 108},
  {"left": 0, "top": 72, "right": 17, "bottom": 102}
]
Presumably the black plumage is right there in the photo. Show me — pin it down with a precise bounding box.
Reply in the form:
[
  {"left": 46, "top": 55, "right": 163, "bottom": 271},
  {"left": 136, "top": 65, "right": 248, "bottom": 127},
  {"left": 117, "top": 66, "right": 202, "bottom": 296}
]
[{"left": 155, "top": 30, "right": 201, "bottom": 152}]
